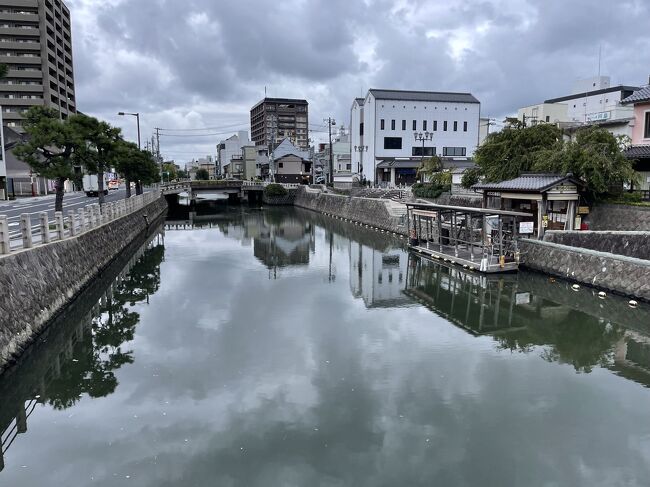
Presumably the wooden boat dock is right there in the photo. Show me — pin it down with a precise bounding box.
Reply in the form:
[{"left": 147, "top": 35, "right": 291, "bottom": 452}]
[{"left": 405, "top": 202, "right": 534, "bottom": 273}]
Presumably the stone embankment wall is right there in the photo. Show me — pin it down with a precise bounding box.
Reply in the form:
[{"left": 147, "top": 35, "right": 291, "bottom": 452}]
[
  {"left": 0, "top": 196, "right": 167, "bottom": 372},
  {"left": 294, "top": 188, "right": 407, "bottom": 235},
  {"left": 519, "top": 239, "right": 650, "bottom": 301},
  {"left": 586, "top": 204, "right": 650, "bottom": 231},
  {"left": 262, "top": 189, "right": 298, "bottom": 205},
  {"left": 543, "top": 230, "right": 650, "bottom": 260}
]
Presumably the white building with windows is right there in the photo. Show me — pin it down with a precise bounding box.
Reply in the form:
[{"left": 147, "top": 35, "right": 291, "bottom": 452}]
[
  {"left": 517, "top": 76, "right": 639, "bottom": 138},
  {"left": 350, "top": 89, "right": 481, "bottom": 186}
]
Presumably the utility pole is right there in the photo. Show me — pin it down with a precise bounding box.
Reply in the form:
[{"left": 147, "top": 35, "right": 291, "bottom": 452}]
[
  {"left": 155, "top": 128, "right": 163, "bottom": 183},
  {"left": 324, "top": 117, "right": 336, "bottom": 185}
]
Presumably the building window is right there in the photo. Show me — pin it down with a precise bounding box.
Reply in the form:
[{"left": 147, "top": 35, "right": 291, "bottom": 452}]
[
  {"left": 401, "top": 120, "right": 406, "bottom": 130},
  {"left": 443, "top": 147, "right": 466, "bottom": 156},
  {"left": 645, "top": 112, "right": 650, "bottom": 138},
  {"left": 380, "top": 119, "right": 385, "bottom": 130},
  {"left": 412, "top": 147, "right": 435, "bottom": 156},
  {"left": 423, "top": 120, "right": 427, "bottom": 131},
  {"left": 433, "top": 120, "right": 437, "bottom": 131},
  {"left": 453, "top": 121, "right": 458, "bottom": 131},
  {"left": 545, "top": 116, "right": 550, "bottom": 122},
  {"left": 384, "top": 137, "right": 402, "bottom": 150},
  {"left": 278, "top": 162, "right": 284, "bottom": 168},
  {"left": 360, "top": 122, "right": 364, "bottom": 136},
  {"left": 463, "top": 121, "right": 468, "bottom": 132},
  {"left": 391, "top": 119, "right": 395, "bottom": 130},
  {"left": 412, "top": 120, "right": 417, "bottom": 130},
  {"left": 443, "top": 121, "right": 448, "bottom": 131}
]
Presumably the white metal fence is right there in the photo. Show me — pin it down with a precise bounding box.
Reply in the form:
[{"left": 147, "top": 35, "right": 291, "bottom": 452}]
[{"left": 0, "top": 191, "right": 159, "bottom": 255}]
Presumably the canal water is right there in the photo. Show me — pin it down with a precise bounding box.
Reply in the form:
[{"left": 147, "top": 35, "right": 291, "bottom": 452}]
[{"left": 2, "top": 206, "right": 650, "bottom": 486}]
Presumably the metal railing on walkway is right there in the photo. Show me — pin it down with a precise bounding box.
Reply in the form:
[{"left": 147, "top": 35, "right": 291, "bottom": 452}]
[{"left": 0, "top": 191, "right": 159, "bottom": 255}]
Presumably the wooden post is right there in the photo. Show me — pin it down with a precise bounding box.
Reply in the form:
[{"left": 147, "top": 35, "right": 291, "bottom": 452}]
[
  {"left": 437, "top": 209, "right": 443, "bottom": 251},
  {"left": 20, "top": 213, "right": 33, "bottom": 248},
  {"left": 40, "top": 212, "right": 50, "bottom": 244},
  {"left": 0, "top": 216, "right": 10, "bottom": 254},
  {"left": 55, "top": 211, "right": 64, "bottom": 240}
]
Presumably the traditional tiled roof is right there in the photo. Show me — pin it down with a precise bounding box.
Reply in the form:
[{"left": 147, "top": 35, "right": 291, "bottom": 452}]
[
  {"left": 473, "top": 174, "right": 580, "bottom": 192},
  {"left": 624, "top": 145, "right": 650, "bottom": 159},
  {"left": 621, "top": 86, "right": 650, "bottom": 105},
  {"left": 369, "top": 89, "right": 479, "bottom": 104}
]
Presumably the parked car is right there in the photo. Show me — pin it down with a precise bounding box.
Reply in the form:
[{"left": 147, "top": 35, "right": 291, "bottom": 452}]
[{"left": 108, "top": 180, "right": 120, "bottom": 190}]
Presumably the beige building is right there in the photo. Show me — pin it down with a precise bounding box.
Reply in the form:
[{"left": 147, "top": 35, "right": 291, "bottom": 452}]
[
  {"left": 0, "top": 0, "right": 76, "bottom": 130},
  {"left": 250, "top": 98, "right": 309, "bottom": 150},
  {"left": 517, "top": 103, "right": 568, "bottom": 126}
]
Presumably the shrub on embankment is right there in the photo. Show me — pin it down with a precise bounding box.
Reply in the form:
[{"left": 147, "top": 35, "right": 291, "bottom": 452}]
[
  {"left": 264, "top": 183, "right": 288, "bottom": 197},
  {"left": 411, "top": 182, "right": 450, "bottom": 199}
]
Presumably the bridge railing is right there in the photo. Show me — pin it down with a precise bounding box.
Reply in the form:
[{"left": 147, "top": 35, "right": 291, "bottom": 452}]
[
  {"left": 158, "top": 180, "right": 303, "bottom": 191},
  {"left": 0, "top": 191, "right": 159, "bottom": 256}
]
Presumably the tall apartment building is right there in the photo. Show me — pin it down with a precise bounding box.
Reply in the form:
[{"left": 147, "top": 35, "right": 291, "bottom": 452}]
[
  {"left": 0, "top": 0, "right": 76, "bottom": 130},
  {"left": 250, "top": 98, "right": 308, "bottom": 150}
]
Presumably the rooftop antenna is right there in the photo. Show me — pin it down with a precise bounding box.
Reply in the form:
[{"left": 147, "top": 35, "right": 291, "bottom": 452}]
[
  {"left": 598, "top": 44, "right": 602, "bottom": 78},
  {"left": 264, "top": 86, "right": 267, "bottom": 97}
]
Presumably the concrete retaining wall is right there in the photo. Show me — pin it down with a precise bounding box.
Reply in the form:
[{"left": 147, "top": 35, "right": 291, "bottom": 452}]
[
  {"left": 586, "top": 204, "right": 650, "bottom": 231},
  {"left": 263, "top": 188, "right": 298, "bottom": 205},
  {"left": 543, "top": 230, "right": 650, "bottom": 260},
  {"left": 294, "top": 188, "right": 407, "bottom": 234},
  {"left": 0, "top": 196, "right": 167, "bottom": 371},
  {"left": 520, "top": 239, "right": 650, "bottom": 301}
]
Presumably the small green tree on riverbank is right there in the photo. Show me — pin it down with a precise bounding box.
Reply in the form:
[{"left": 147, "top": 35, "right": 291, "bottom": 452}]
[
  {"left": 195, "top": 168, "right": 210, "bottom": 180},
  {"left": 112, "top": 141, "right": 160, "bottom": 197}
]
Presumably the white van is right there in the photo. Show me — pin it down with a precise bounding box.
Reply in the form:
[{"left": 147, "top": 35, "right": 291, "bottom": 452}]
[{"left": 83, "top": 174, "right": 109, "bottom": 197}]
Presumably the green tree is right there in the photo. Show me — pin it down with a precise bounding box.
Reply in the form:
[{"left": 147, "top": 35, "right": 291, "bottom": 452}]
[
  {"left": 69, "top": 114, "right": 122, "bottom": 204},
  {"left": 112, "top": 141, "right": 159, "bottom": 197},
  {"left": 162, "top": 162, "right": 178, "bottom": 181},
  {"left": 473, "top": 123, "right": 563, "bottom": 183},
  {"left": 14, "top": 106, "right": 79, "bottom": 212},
  {"left": 416, "top": 155, "right": 442, "bottom": 182},
  {"left": 532, "top": 126, "right": 636, "bottom": 200},
  {"left": 195, "top": 168, "right": 210, "bottom": 180}
]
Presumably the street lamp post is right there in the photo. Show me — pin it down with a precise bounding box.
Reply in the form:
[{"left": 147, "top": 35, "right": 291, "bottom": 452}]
[
  {"left": 118, "top": 112, "right": 141, "bottom": 149},
  {"left": 353, "top": 145, "right": 368, "bottom": 183},
  {"left": 414, "top": 131, "right": 433, "bottom": 183}
]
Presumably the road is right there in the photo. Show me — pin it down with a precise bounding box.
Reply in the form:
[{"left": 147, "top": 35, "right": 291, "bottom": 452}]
[{"left": 0, "top": 187, "right": 150, "bottom": 227}]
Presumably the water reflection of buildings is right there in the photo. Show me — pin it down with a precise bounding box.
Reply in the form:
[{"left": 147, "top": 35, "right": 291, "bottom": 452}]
[
  {"left": 405, "top": 253, "right": 650, "bottom": 381},
  {"left": 350, "top": 242, "right": 411, "bottom": 308},
  {"left": 0, "top": 230, "right": 165, "bottom": 473},
  {"left": 254, "top": 214, "right": 315, "bottom": 272}
]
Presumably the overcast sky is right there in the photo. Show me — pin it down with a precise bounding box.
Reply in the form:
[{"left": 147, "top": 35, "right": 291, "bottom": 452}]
[{"left": 67, "top": 0, "right": 650, "bottom": 165}]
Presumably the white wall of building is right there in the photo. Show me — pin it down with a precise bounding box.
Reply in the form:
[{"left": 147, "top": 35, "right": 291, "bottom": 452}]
[
  {"left": 351, "top": 91, "right": 480, "bottom": 180},
  {"left": 218, "top": 131, "right": 250, "bottom": 174}
]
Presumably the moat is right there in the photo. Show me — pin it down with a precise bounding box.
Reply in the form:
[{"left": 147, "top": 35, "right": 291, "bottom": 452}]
[{"left": 1, "top": 205, "right": 650, "bottom": 486}]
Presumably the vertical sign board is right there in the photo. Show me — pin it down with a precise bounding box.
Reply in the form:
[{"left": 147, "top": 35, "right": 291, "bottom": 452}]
[{"left": 0, "top": 109, "right": 6, "bottom": 200}]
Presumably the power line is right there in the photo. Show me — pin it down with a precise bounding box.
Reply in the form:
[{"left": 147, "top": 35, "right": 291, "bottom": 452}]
[{"left": 158, "top": 122, "right": 249, "bottom": 132}]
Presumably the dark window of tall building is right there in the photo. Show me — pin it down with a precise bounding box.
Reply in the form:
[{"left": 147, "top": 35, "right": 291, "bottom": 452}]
[
  {"left": 443, "top": 121, "right": 448, "bottom": 131},
  {"left": 463, "top": 121, "right": 468, "bottom": 132},
  {"left": 645, "top": 112, "right": 650, "bottom": 138},
  {"left": 545, "top": 116, "right": 550, "bottom": 122},
  {"left": 412, "top": 147, "right": 435, "bottom": 156},
  {"left": 443, "top": 147, "right": 466, "bottom": 156},
  {"left": 402, "top": 120, "right": 406, "bottom": 130},
  {"left": 360, "top": 122, "right": 364, "bottom": 136},
  {"left": 384, "top": 137, "right": 402, "bottom": 150},
  {"left": 423, "top": 120, "right": 427, "bottom": 131},
  {"left": 433, "top": 121, "right": 438, "bottom": 131},
  {"left": 453, "top": 121, "right": 458, "bottom": 131},
  {"left": 412, "top": 120, "right": 417, "bottom": 130},
  {"left": 391, "top": 119, "right": 395, "bottom": 130},
  {"left": 380, "top": 119, "right": 385, "bottom": 130}
]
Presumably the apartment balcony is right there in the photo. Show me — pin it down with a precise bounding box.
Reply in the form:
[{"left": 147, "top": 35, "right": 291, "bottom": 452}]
[
  {"left": 7, "top": 69, "right": 42, "bottom": 78},
  {"left": 0, "top": 41, "right": 40, "bottom": 51},
  {"left": 2, "top": 0, "right": 39, "bottom": 7},
  {"left": 0, "top": 82, "right": 43, "bottom": 92},
  {"left": 0, "top": 26, "right": 39, "bottom": 36},
  {"left": 0, "top": 55, "right": 40, "bottom": 64},
  {"left": 0, "top": 97, "right": 43, "bottom": 106},
  {"left": 0, "top": 12, "right": 39, "bottom": 22}
]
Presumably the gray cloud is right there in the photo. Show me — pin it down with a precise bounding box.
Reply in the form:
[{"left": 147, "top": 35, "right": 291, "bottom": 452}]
[{"left": 67, "top": 0, "right": 650, "bottom": 163}]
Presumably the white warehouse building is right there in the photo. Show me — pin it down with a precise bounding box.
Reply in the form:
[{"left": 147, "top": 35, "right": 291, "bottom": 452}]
[{"left": 350, "top": 89, "right": 481, "bottom": 187}]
